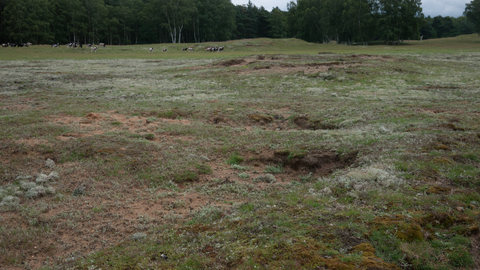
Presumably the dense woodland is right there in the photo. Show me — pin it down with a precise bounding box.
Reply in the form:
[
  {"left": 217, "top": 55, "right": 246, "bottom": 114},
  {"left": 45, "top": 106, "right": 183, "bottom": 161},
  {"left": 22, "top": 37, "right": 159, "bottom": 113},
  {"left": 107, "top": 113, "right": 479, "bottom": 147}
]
[{"left": 0, "top": 0, "right": 478, "bottom": 45}]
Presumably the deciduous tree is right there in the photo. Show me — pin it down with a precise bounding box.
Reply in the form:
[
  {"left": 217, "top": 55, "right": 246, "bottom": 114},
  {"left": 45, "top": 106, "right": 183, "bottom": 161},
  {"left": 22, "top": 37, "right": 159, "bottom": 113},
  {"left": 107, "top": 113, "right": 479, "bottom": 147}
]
[{"left": 465, "top": 0, "right": 480, "bottom": 34}]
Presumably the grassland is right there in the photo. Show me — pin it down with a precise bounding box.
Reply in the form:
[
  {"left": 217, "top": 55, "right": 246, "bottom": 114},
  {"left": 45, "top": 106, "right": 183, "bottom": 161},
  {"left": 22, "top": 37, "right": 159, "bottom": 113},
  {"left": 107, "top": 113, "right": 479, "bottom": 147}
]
[{"left": 0, "top": 34, "right": 479, "bottom": 270}]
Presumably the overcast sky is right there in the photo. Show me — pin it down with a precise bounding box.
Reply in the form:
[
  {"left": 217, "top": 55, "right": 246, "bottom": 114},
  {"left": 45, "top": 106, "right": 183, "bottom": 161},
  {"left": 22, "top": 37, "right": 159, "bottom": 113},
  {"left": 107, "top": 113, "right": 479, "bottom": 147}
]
[{"left": 230, "top": 0, "right": 471, "bottom": 17}]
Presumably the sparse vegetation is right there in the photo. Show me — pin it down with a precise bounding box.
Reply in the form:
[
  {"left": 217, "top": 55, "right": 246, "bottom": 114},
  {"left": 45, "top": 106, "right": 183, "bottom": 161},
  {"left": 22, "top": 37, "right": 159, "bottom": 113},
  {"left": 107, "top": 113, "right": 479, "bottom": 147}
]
[
  {"left": 226, "top": 152, "right": 244, "bottom": 165},
  {"left": 264, "top": 164, "right": 284, "bottom": 174},
  {"left": 0, "top": 36, "right": 479, "bottom": 269}
]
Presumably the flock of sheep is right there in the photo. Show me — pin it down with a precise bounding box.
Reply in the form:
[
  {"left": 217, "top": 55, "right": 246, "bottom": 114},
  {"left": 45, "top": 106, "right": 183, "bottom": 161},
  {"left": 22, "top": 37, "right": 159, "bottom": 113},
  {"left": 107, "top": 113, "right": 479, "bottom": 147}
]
[
  {"left": 2, "top": 42, "right": 226, "bottom": 53},
  {"left": 1, "top": 42, "right": 32, "bottom": 47},
  {"left": 148, "top": 46, "right": 225, "bottom": 53}
]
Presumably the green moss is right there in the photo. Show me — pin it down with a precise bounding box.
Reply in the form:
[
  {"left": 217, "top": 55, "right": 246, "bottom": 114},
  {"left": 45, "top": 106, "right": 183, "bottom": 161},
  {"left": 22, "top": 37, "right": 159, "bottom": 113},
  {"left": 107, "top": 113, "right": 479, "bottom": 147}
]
[{"left": 395, "top": 224, "right": 423, "bottom": 242}]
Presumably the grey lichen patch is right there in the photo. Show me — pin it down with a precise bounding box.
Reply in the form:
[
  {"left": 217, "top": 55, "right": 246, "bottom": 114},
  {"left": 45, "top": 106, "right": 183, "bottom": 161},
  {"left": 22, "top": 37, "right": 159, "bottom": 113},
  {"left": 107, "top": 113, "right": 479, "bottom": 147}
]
[
  {"left": 0, "top": 171, "right": 59, "bottom": 206},
  {"left": 25, "top": 185, "right": 47, "bottom": 198},
  {"left": 253, "top": 174, "right": 276, "bottom": 183},
  {"left": 46, "top": 158, "right": 56, "bottom": 169},
  {"left": 317, "top": 164, "right": 405, "bottom": 193},
  {"left": 35, "top": 173, "right": 49, "bottom": 184},
  {"left": 0, "top": 195, "right": 20, "bottom": 207},
  {"left": 131, "top": 232, "right": 147, "bottom": 241},
  {"left": 35, "top": 171, "right": 59, "bottom": 184}
]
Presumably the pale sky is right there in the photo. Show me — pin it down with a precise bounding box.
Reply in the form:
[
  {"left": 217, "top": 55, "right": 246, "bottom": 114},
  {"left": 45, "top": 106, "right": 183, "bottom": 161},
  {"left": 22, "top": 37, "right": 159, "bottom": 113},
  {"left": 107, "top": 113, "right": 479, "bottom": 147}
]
[{"left": 231, "top": 0, "right": 471, "bottom": 17}]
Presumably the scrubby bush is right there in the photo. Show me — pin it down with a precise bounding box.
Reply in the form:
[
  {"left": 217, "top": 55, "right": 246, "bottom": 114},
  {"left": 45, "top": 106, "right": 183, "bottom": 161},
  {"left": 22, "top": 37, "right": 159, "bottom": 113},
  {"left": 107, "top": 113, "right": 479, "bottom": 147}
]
[{"left": 253, "top": 174, "right": 276, "bottom": 183}]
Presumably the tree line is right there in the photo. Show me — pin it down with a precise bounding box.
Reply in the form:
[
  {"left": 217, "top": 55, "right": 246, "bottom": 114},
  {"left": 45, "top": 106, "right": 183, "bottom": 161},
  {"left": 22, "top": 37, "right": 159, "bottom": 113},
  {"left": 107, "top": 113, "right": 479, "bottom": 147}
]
[
  {"left": 0, "top": 0, "right": 478, "bottom": 45},
  {"left": 421, "top": 16, "right": 475, "bottom": 39}
]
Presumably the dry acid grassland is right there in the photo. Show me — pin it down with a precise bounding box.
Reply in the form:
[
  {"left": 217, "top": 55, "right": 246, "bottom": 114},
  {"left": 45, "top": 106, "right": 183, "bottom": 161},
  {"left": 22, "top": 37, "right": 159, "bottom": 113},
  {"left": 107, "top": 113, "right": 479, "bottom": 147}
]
[{"left": 0, "top": 35, "right": 480, "bottom": 270}]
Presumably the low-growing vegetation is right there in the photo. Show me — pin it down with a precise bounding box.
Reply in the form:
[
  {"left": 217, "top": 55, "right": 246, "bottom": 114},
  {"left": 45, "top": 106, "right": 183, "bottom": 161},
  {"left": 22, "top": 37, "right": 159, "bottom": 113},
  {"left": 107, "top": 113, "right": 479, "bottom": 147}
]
[{"left": 0, "top": 36, "right": 479, "bottom": 269}]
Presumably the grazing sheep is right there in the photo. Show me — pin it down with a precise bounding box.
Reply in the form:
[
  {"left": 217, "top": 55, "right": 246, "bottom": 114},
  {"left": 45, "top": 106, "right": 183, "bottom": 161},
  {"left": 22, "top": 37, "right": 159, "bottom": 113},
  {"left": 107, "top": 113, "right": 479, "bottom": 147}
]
[
  {"left": 99, "top": 43, "right": 105, "bottom": 47},
  {"left": 51, "top": 43, "right": 59, "bottom": 48},
  {"left": 182, "top": 48, "right": 188, "bottom": 51},
  {"left": 1, "top": 43, "right": 8, "bottom": 47},
  {"left": 91, "top": 46, "right": 97, "bottom": 53},
  {"left": 188, "top": 48, "right": 194, "bottom": 52},
  {"left": 162, "top": 48, "right": 167, "bottom": 52},
  {"left": 149, "top": 47, "right": 154, "bottom": 53},
  {"left": 26, "top": 42, "right": 32, "bottom": 46},
  {"left": 218, "top": 46, "right": 224, "bottom": 52}
]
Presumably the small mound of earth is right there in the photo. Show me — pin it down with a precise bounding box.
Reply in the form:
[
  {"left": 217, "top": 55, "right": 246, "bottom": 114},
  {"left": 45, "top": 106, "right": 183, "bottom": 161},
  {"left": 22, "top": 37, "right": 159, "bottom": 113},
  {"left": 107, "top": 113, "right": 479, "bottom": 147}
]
[
  {"left": 210, "top": 116, "right": 235, "bottom": 125},
  {"left": 257, "top": 150, "right": 358, "bottom": 175},
  {"left": 219, "top": 59, "right": 246, "bottom": 67},
  {"left": 248, "top": 114, "right": 273, "bottom": 124},
  {"left": 294, "top": 116, "right": 337, "bottom": 130},
  {"left": 85, "top": 112, "right": 102, "bottom": 120}
]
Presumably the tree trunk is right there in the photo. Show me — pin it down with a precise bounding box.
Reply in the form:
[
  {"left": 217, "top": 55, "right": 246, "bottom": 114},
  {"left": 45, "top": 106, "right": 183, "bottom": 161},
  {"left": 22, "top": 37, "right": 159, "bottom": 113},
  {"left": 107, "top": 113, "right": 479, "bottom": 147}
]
[{"left": 178, "top": 23, "right": 183, "bottom": 43}]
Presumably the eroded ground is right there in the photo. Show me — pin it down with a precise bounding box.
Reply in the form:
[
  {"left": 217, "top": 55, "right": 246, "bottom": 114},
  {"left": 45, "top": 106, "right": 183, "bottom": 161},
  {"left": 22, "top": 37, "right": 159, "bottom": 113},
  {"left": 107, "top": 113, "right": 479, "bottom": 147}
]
[{"left": 1, "top": 49, "right": 480, "bottom": 269}]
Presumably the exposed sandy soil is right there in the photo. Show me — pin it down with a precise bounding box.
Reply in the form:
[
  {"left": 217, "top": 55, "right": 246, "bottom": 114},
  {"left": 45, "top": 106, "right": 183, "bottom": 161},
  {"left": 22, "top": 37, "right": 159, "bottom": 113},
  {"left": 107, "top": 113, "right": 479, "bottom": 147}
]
[
  {"left": 186, "top": 54, "right": 395, "bottom": 76},
  {"left": 1, "top": 107, "right": 357, "bottom": 269}
]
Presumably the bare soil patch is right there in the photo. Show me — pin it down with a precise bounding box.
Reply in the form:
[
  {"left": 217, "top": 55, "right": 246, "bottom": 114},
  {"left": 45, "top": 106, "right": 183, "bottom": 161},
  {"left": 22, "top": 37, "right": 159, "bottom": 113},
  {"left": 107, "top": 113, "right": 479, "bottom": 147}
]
[
  {"left": 253, "top": 149, "right": 358, "bottom": 175},
  {"left": 218, "top": 59, "right": 246, "bottom": 67},
  {"left": 193, "top": 54, "right": 397, "bottom": 75}
]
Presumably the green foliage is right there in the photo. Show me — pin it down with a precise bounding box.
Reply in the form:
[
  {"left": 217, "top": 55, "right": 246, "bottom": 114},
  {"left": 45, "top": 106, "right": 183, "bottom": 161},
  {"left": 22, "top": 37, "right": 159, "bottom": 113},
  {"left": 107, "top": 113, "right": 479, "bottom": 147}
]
[
  {"left": 378, "top": 0, "right": 423, "bottom": 42},
  {"left": 287, "top": 0, "right": 422, "bottom": 44},
  {"left": 190, "top": 206, "right": 223, "bottom": 223},
  {"left": 238, "top": 172, "right": 250, "bottom": 179},
  {"left": 226, "top": 152, "right": 244, "bottom": 165},
  {"left": 340, "top": 252, "right": 363, "bottom": 263},
  {"left": 369, "top": 230, "right": 404, "bottom": 263},
  {"left": 230, "top": 164, "right": 248, "bottom": 171},
  {"left": 195, "top": 164, "right": 212, "bottom": 175},
  {"left": 298, "top": 172, "right": 313, "bottom": 182},
  {"left": 180, "top": 257, "right": 203, "bottom": 270},
  {"left": 423, "top": 15, "right": 475, "bottom": 39},
  {"left": 239, "top": 202, "right": 255, "bottom": 212},
  {"left": 269, "top": 7, "right": 288, "bottom": 38},
  {"left": 448, "top": 249, "right": 474, "bottom": 267},
  {"left": 173, "top": 171, "right": 198, "bottom": 183},
  {"left": 196, "top": 0, "right": 236, "bottom": 41},
  {"left": 463, "top": 153, "right": 479, "bottom": 161},
  {"left": 144, "top": 133, "right": 155, "bottom": 140},
  {"left": 0, "top": 0, "right": 475, "bottom": 46},
  {"left": 341, "top": 0, "right": 379, "bottom": 44},
  {"left": 158, "top": 110, "right": 176, "bottom": 119},
  {"left": 3, "top": 0, "right": 54, "bottom": 43},
  {"left": 465, "top": 0, "right": 480, "bottom": 34},
  {"left": 264, "top": 164, "right": 283, "bottom": 174}
]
